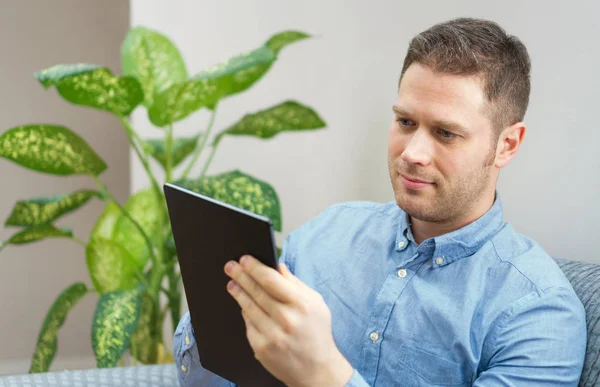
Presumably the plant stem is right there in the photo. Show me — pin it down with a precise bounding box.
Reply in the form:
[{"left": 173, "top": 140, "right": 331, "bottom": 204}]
[
  {"left": 180, "top": 107, "right": 218, "bottom": 180},
  {"left": 167, "top": 265, "right": 181, "bottom": 332},
  {"left": 71, "top": 235, "right": 87, "bottom": 247},
  {"left": 200, "top": 134, "right": 223, "bottom": 179},
  {"left": 92, "top": 176, "right": 159, "bottom": 271},
  {"left": 116, "top": 117, "right": 167, "bottom": 301},
  {"left": 118, "top": 116, "right": 163, "bottom": 202},
  {"left": 165, "top": 123, "right": 174, "bottom": 182}
]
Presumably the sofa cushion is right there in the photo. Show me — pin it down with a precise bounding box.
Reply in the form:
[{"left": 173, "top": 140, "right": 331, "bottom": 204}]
[
  {"left": 556, "top": 258, "right": 600, "bottom": 386},
  {"left": 0, "top": 364, "right": 176, "bottom": 387}
]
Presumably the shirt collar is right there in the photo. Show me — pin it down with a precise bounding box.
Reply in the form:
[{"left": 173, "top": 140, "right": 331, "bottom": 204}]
[{"left": 395, "top": 192, "right": 505, "bottom": 268}]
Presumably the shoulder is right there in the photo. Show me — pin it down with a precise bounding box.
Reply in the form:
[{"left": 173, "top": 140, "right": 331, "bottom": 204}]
[
  {"left": 489, "top": 224, "right": 575, "bottom": 294},
  {"left": 280, "top": 200, "right": 401, "bottom": 270}
]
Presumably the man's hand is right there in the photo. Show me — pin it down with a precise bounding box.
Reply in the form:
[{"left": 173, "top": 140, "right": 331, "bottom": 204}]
[{"left": 224, "top": 255, "right": 354, "bottom": 387}]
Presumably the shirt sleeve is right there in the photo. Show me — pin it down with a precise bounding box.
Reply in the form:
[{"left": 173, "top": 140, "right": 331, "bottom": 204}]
[
  {"left": 473, "top": 287, "right": 587, "bottom": 386},
  {"left": 345, "top": 369, "right": 371, "bottom": 386},
  {"left": 173, "top": 311, "right": 236, "bottom": 387}
]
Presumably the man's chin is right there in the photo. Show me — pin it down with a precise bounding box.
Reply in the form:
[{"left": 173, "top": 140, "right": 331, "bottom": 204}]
[{"left": 395, "top": 189, "right": 434, "bottom": 214}]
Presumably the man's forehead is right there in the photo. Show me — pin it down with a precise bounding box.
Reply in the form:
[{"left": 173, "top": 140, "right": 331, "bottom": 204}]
[{"left": 399, "top": 64, "right": 487, "bottom": 106}]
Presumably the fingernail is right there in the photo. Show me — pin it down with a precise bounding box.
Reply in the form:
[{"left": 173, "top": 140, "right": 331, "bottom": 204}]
[
  {"left": 225, "top": 261, "right": 234, "bottom": 274},
  {"left": 240, "top": 255, "right": 249, "bottom": 266},
  {"left": 227, "top": 280, "right": 237, "bottom": 291}
]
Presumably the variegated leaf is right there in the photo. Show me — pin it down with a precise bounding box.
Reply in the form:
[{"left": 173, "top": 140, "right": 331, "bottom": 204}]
[
  {"left": 130, "top": 293, "right": 159, "bottom": 364},
  {"left": 175, "top": 170, "right": 282, "bottom": 231},
  {"left": 148, "top": 30, "right": 310, "bottom": 127},
  {"left": 35, "top": 64, "right": 143, "bottom": 116},
  {"left": 3, "top": 225, "right": 72, "bottom": 246},
  {"left": 5, "top": 190, "right": 104, "bottom": 227},
  {"left": 112, "top": 189, "right": 165, "bottom": 269},
  {"left": 85, "top": 237, "right": 139, "bottom": 294},
  {"left": 0, "top": 125, "right": 107, "bottom": 176},
  {"left": 121, "top": 26, "right": 188, "bottom": 106},
  {"left": 92, "top": 289, "right": 142, "bottom": 368},
  {"left": 29, "top": 283, "right": 88, "bottom": 373},
  {"left": 221, "top": 100, "right": 326, "bottom": 140}
]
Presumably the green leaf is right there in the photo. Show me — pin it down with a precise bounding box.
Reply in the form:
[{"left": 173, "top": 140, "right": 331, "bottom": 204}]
[
  {"left": 192, "top": 45, "right": 275, "bottom": 99},
  {"left": 148, "top": 30, "right": 310, "bottom": 127},
  {"left": 0, "top": 125, "right": 107, "bottom": 176},
  {"left": 29, "top": 283, "right": 88, "bottom": 373},
  {"left": 112, "top": 189, "right": 164, "bottom": 269},
  {"left": 121, "top": 26, "right": 188, "bottom": 107},
  {"left": 175, "top": 170, "right": 282, "bottom": 231},
  {"left": 130, "top": 293, "right": 159, "bottom": 364},
  {"left": 35, "top": 64, "right": 144, "bottom": 116},
  {"left": 89, "top": 202, "right": 120, "bottom": 241},
  {"left": 92, "top": 288, "right": 142, "bottom": 368},
  {"left": 3, "top": 225, "right": 72, "bottom": 247},
  {"left": 222, "top": 100, "right": 326, "bottom": 140},
  {"left": 148, "top": 76, "right": 230, "bottom": 127},
  {"left": 86, "top": 237, "right": 139, "bottom": 294},
  {"left": 89, "top": 189, "right": 164, "bottom": 271},
  {"left": 266, "top": 30, "right": 311, "bottom": 55},
  {"left": 35, "top": 64, "right": 101, "bottom": 88},
  {"left": 144, "top": 135, "right": 200, "bottom": 170},
  {"left": 5, "top": 190, "right": 104, "bottom": 227}
]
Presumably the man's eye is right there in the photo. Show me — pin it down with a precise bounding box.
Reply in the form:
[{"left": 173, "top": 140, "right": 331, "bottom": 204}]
[
  {"left": 396, "top": 118, "right": 414, "bottom": 126},
  {"left": 437, "top": 129, "right": 457, "bottom": 140}
]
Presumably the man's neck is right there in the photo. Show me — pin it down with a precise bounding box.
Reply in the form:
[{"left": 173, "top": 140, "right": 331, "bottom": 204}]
[{"left": 410, "top": 193, "right": 496, "bottom": 245}]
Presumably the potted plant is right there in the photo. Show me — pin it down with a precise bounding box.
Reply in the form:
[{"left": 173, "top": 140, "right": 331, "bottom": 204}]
[{"left": 0, "top": 26, "right": 325, "bottom": 372}]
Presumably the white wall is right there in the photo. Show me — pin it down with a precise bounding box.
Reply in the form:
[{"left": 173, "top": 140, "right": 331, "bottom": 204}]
[
  {"left": 0, "top": 0, "right": 130, "bottom": 373},
  {"left": 130, "top": 0, "right": 600, "bottom": 274}
]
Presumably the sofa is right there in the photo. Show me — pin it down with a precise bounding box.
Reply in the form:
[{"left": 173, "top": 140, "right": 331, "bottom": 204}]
[{"left": 0, "top": 258, "right": 598, "bottom": 387}]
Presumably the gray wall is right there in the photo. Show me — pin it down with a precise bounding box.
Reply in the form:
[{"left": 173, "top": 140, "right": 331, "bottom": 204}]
[
  {"left": 0, "top": 0, "right": 130, "bottom": 371},
  {"left": 131, "top": 0, "right": 600, "bottom": 266}
]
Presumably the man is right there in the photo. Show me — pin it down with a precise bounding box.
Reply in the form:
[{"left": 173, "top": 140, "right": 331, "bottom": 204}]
[{"left": 174, "top": 17, "right": 587, "bottom": 386}]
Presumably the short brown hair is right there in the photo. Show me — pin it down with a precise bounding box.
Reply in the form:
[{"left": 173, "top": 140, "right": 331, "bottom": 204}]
[{"left": 400, "top": 17, "right": 531, "bottom": 134}]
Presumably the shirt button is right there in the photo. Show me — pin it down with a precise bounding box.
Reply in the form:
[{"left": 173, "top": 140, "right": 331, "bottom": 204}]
[
  {"left": 369, "top": 331, "right": 380, "bottom": 342},
  {"left": 435, "top": 257, "right": 444, "bottom": 265},
  {"left": 181, "top": 365, "right": 187, "bottom": 373},
  {"left": 397, "top": 268, "right": 407, "bottom": 278},
  {"left": 185, "top": 334, "right": 190, "bottom": 345},
  {"left": 398, "top": 241, "right": 405, "bottom": 248}
]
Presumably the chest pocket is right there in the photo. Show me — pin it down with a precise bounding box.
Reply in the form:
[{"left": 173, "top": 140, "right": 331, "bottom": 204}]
[{"left": 393, "top": 343, "right": 471, "bottom": 386}]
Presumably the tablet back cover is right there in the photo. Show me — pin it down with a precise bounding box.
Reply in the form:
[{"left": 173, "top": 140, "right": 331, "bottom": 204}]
[{"left": 164, "top": 183, "right": 284, "bottom": 386}]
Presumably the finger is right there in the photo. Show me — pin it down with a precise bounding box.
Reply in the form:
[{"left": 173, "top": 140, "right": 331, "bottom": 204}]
[
  {"left": 239, "top": 255, "right": 299, "bottom": 303},
  {"left": 242, "top": 310, "right": 265, "bottom": 359},
  {"left": 225, "top": 260, "right": 281, "bottom": 318},
  {"left": 227, "top": 280, "right": 277, "bottom": 334}
]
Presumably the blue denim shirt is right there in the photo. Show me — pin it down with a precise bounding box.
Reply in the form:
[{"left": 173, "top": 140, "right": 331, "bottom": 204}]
[{"left": 174, "top": 197, "right": 586, "bottom": 386}]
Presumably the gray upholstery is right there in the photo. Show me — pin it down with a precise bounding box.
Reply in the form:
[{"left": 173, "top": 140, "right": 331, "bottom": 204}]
[
  {"left": 0, "top": 364, "right": 176, "bottom": 387},
  {"left": 556, "top": 259, "right": 600, "bottom": 386},
  {"left": 0, "top": 258, "right": 597, "bottom": 386}
]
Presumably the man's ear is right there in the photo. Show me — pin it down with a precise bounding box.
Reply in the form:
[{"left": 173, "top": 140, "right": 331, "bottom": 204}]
[{"left": 494, "top": 122, "right": 526, "bottom": 168}]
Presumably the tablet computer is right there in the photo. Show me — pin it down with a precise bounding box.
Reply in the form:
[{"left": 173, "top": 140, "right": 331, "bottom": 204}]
[{"left": 164, "top": 183, "right": 284, "bottom": 386}]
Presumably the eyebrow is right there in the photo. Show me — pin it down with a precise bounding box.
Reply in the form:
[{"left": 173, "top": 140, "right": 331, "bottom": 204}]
[{"left": 392, "top": 105, "right": 470, "bottom": 135}]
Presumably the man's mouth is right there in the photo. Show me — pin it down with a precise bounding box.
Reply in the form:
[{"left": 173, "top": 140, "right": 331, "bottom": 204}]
[{"left": 399, "top": 173, "right": 433, "bottom": 190}]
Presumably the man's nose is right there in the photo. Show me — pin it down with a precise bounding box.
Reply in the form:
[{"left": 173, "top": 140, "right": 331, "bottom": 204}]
[{"left": 400, "top": 128, "right": 433, "bottom": 166}]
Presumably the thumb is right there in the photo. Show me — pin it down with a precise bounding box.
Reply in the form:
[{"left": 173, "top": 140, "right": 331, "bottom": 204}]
[{"left": 279, "top": 263, "right": 304, "bottom": 286}]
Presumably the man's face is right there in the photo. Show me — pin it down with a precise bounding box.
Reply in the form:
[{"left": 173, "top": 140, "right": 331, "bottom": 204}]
[{"left": 388, "top": 63, "right": 498, "bottom": 223}]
